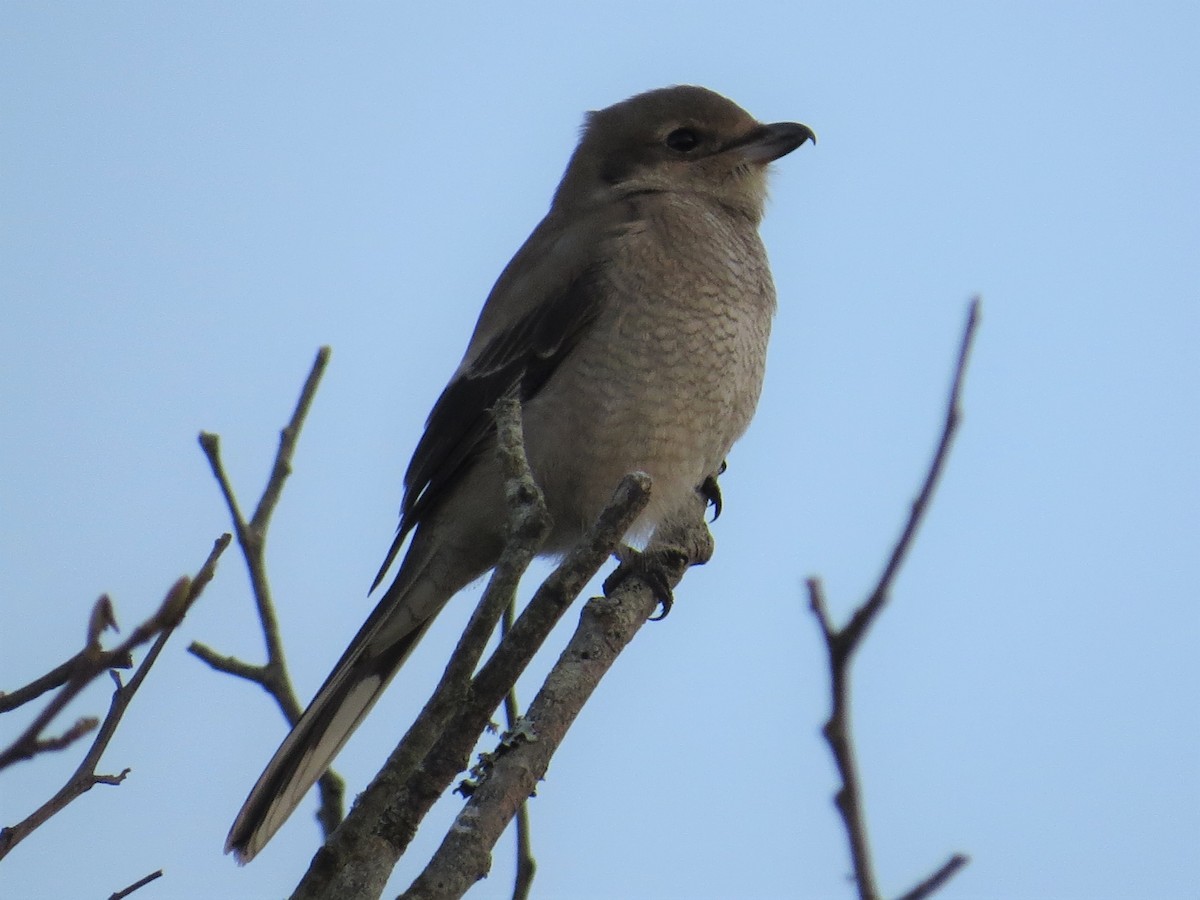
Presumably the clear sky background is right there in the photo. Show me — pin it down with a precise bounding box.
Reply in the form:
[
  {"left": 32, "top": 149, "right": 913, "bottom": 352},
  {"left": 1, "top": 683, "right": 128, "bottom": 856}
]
[{"left": 2, "top": 3, "right": 1197, "bottom": 899}]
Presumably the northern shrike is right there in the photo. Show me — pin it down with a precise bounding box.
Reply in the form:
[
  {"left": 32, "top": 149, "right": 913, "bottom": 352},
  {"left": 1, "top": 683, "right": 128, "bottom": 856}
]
[{"left": 227, "top": 85, "right": 812, "bottom": 862}]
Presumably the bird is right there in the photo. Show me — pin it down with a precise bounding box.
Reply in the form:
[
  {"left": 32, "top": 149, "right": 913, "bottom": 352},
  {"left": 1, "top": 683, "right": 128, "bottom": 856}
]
[{"left": 226, "top": 85, "right": 813, "bottom": 862}]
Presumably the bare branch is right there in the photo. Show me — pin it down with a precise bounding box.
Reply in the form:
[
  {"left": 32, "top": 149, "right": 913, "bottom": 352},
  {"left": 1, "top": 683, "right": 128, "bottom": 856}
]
[
  {"left": 808, "top": 297, "right": 980, "bottom": 900},
  {"left": 108, "top": 869, "right": 164, "bottom": 900},
  {"left": 416, "top": 391, "right": 553, "bottom": 742},
  {"left": 252, "top": 345, "right": 332, "bottom": 533},
  {"left": 807, "top": 576, "right": 879, "bottom": 899},
  {"left": 187, "top": 643, "right": 264, "bottom": 681},
  {"left": 895, "top": 853, "right": 970, "bottom": 900},
  {"left": 0, "top": 539, "right": 226, "bottom": 773},
  {"left": 290, "top": 392, "right": 558, "bottom": 899},
  {"left": 25, "top": 716, "right": 100, "bottom": 755},
  {"left": 401, "top": 498, "right": 712, "bottom": 899},
  {"left": 839, "top": 297, "right": 980, "bottom": 656},
  {"left": 191, "top": 346, "right": 345, "bottom": 837},
  {"left": 0, "top": 537, "right": 229, "bottom": 859},
  {"left": 0, "top": 596, "right": 129, "bottom": 714},
  {"left": 1, "top": 657, "right": 93, "bottom": 714},
  {"left": 500, "top": 601, "right": 535, "bottom": 900},
  {"left": 290, "top": 448, "right": 652, "bottom": 899}
]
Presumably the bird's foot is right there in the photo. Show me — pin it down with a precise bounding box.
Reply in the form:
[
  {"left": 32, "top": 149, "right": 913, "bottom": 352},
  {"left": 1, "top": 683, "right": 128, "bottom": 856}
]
[{"left": 604, "top": 544, "right": 690, "bottom": 620}]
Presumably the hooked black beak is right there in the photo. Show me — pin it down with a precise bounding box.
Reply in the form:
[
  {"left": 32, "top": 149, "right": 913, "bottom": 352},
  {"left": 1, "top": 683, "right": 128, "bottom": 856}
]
[{"left": 734, "top": 121, "right": 816, "bottom": 164}]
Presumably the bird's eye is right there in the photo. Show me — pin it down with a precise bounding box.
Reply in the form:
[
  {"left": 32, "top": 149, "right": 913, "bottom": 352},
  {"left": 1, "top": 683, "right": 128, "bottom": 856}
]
[{"left": 665, "top": 128, "right": 700, "bottom": 153}]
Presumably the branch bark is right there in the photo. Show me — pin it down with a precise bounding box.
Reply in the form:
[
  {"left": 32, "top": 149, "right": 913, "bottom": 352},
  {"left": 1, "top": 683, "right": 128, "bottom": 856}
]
[
  {"left": 401, "top": 502, "right": 711, "bottom": 899},
  {"left": 289, "top": 395, "right": 661, "bottom": 900}
]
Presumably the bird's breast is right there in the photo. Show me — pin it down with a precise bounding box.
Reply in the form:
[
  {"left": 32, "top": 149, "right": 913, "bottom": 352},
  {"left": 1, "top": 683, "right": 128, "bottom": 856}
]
[{"left": 523, "top": 200, "right": 776, "bottom": 544}]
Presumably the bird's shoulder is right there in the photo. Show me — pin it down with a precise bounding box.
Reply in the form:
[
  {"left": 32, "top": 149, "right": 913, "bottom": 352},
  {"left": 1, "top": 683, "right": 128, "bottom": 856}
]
[
  {"left": 459, "top": 193, "right": 652, "bottom": 371},
  {"left": 371, "top": 194, "right": 651, "bottom": 590}
]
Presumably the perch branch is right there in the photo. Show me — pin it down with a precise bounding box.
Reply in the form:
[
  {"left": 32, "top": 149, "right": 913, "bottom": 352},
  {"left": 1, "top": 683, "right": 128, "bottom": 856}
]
[
  {"left": 401, "top": 498, "right": 712, "bottom": 899},
  {"left": 289, "top": 403, "right": 653, "bottom": 900}
]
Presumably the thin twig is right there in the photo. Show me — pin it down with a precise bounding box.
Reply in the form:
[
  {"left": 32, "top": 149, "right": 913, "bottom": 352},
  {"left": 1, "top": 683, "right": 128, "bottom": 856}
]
[
  {"left": 24, "top": 716, "right": 100, "bottom": 755},
  {"left": 501, "top": 600, "right": 536, "bottom": 900},
  {"left": 807, "top": 297, "right": 980, "bottom": 900},
  {"left": 108, "top": 868, "right": 164, "bottom": 900},
  {"left": 838, "top": 299, "right": 980, "bottom": 654},
  {"left": 895, "top": 853, "right": 970, "bottom": 900},
  {"left": 190, "top": 346, "right": 345, "bottom": 837},
  {"left": 0, "top": 596, "right": 129, "bottom": 715},
  {"left": 0, "top": 537, "right": 229, "bottom": 859},
  {"left": 1, "top": 656, "right": 92, "bottom": 713},
  {"left": 0, "top": 539, "right": 226, "bottom": 773}
]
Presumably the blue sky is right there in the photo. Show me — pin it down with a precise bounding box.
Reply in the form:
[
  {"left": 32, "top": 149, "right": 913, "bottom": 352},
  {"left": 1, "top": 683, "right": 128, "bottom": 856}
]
[{"left": 2, "top": 3, "right": 1197, "bottom": 898}]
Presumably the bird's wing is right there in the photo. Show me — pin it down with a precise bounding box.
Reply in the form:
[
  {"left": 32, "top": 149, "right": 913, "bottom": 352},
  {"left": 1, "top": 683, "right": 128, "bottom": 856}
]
[{"left": 370, "top": 201, "right": 638, "bottom": 592}]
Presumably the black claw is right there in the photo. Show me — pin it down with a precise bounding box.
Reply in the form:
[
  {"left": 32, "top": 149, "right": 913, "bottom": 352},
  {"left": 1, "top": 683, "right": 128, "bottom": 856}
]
[
  {"left": 700, "top": 461, "right": 728, "bottom": 521},
  {"left": 700, "top": 476, "right": 722, "bottom": 521},
  {"left": 645, "top": 571, "right": 675, "bottom": 621},
  {"left": 603, "top": 547, "right": 684, "bottom": 620},
  {"left": 649, "top": 596, "right": 673, "bottom": 620}
]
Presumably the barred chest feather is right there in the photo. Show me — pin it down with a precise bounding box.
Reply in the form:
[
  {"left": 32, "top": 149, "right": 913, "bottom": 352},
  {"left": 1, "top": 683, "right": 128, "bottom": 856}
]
[{"left": 524, "top": 194, "right": 776, "bottom": 542}]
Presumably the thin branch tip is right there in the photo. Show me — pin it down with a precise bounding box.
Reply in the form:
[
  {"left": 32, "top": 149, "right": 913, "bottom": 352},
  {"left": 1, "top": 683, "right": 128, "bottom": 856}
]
[
  {"left": 0, "top": 539, "right": 226, "bottom": 857},
  {"left": 896, "top": 852, "right": 970, "bottom": 900},
  {"left": 108, "top": 867, "right": 164, "bottom": 900},
  {"left": 87, "top": 595, "right": 119, "bottom": 646},
  {"left": 192, "top": 349, "right": 345, "bottom": 842},
  {"left": 806, "top": 302, "right": 980, "bottom": 900}
]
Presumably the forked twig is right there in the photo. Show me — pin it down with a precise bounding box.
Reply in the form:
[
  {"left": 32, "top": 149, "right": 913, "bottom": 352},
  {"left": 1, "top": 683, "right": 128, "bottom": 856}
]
[
  {"left": 808, "top": 297, "right": 979, "bottom": 900},
  {"left": 0, "top": 537, "right": 229, "bottom": 859},
  {"left": 189, "top": 346, "right": 345, "bottom": 838}
]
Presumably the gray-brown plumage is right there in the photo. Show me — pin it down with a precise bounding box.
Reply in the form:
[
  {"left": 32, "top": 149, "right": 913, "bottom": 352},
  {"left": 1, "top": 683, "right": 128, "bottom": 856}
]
[{"left": 226, "top": 85, "right": 813, "bottom": 862}]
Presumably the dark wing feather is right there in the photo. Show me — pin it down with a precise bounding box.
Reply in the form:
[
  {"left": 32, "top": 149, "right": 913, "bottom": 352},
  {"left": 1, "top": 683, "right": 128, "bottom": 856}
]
[{"left": 368, "top": 209, "right": 627, "bottom": 593}]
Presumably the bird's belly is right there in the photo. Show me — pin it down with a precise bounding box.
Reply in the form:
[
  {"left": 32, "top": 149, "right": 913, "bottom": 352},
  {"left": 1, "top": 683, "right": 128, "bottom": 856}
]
[{"left": 523, "top": 299, "right": 769, "bottom": 547}]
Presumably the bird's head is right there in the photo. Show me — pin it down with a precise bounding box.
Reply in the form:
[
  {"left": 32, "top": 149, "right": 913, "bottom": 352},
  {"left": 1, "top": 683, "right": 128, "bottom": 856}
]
[{"left": 553, "top": 85, "right": 814, "bottom": 222}]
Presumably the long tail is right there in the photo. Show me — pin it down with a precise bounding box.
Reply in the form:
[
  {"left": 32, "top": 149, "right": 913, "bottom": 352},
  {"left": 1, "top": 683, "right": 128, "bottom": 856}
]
[
  {"left": 224, "top": 601, "right": 432, "bottom": 863},
  {"left": 226, "top": 496, "right": 503, "bottom": 862}
]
